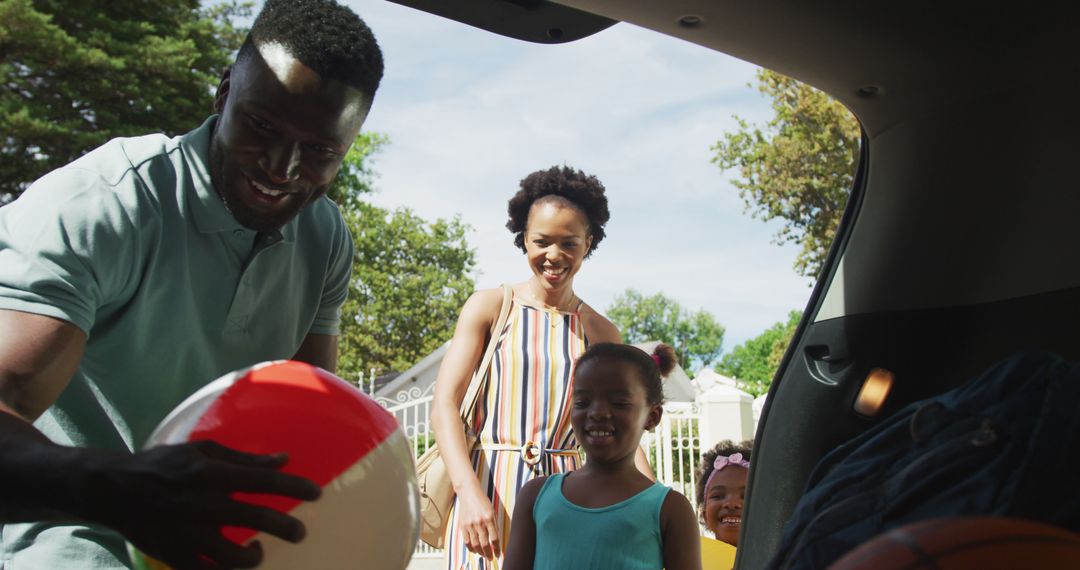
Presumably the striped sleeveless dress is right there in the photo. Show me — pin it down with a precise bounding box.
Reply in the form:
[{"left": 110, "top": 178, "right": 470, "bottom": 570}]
[{"left": 444, "top": 298, "right": 589, "bottom": 569}]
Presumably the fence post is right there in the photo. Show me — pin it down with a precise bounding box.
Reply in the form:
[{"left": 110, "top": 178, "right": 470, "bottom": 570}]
[{"left": 698, "top": 383, "right": 754, "bottom": 449}]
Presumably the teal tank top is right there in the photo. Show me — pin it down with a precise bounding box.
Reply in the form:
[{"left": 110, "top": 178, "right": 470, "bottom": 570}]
[{"left": 532, "top": 473, "right": 670, "bottom": 570}]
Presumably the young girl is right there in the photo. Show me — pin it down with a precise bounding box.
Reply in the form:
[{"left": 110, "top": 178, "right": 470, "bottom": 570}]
[
  {"left": 695, "top": 440, "right": 752, "bottom": 547},
  {"left": 504, "top": 343, "right": 702, "bottom": 570}
]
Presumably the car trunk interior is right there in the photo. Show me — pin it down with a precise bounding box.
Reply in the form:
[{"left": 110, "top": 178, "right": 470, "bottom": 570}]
[{"left": 391, "top": 0, "right": 1080, "bottom": 566}]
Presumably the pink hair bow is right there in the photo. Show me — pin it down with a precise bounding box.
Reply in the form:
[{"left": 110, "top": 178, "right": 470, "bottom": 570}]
[
  {"left": 714, "top": 452, "right": 750, "bottom": 471},
  {"left": 704, "top": 452, "right": 750, "bottom": 490}
]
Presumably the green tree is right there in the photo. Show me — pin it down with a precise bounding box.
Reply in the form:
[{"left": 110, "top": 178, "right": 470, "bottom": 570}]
[
  {"left": 328, "top": 134, "right": 478, "bottom": 384},
  {"left": 326, "top": 131, "right": 390, "bottom": 209},
  {"left": 0, "top": 0, "right": 250, "bottom": 202},
  {"left": 338, "top": 203, "right": 476, "bottom": 383},
  {"left": 716, "top": 310, "right": 802, "bottom": 396},
  {"left": 606, "top": 289, "right": 725, "bottom": 372},
  {"left": 712, "top": 69, "right": 860, "bottom": 278}
]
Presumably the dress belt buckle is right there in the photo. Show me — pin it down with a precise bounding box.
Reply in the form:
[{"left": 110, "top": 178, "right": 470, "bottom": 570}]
[{"left": 521, "top": 441, "right": 543, "bottom": 466}]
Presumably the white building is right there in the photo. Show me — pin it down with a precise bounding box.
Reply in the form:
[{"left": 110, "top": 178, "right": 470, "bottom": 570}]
[{"left": 690, "top": 369, "right": 756, "bottom": 447}]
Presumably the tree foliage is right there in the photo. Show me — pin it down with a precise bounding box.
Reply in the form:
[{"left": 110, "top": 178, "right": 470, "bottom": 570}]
[
  {"left": 330, "top": 135, "right": 477, "bottom": 383},
  {"left": 712, "top": 69, "right": 860, "bottom": 278},
  {"left": 325, "top": 131, "right": 389, "bottom": 209},
  {"left": 605, "top": 289, "right": 725, "bottom": 372},
  {"left": 338, "top": 203, "right": 476, "bottom": 382},
  {"left": 0, "top": 0, "right": 250, "bottom": 202},
  {"left": 716, "top": 310, "right": 802, "bottom": 396}
]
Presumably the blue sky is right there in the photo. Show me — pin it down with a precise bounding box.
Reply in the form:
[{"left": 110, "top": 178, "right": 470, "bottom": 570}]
[{"left": 331, "top": 1, "right": 815, "bottom": 352}]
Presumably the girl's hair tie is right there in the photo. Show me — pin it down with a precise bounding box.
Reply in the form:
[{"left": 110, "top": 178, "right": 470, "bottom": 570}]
[{"left": 651, "top": 354, "right": 662, "bottom": 366}]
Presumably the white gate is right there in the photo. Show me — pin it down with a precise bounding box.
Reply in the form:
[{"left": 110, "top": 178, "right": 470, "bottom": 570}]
[
  {"left": 380, "top": 389, "right": 435, "bottom": 457},
  {"left": 378, "top": 392, "right": 442, "bottom": 559},
  {"left": 642, "top": 401, "right": 702, "bottom": 508}
]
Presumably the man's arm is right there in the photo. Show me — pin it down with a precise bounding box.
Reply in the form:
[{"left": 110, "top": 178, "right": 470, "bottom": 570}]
[
  {"left": 296, "top": 206, "right": 351, "bottom": 377},
  {"left": 0, "top": 310, "right": 88, "bottom": 522},
  {"left": 293, "top": 333, "right": 339, "bottom": 373},
  {"left": 0, "top": 310, "right": 85, "bottom": 422},
  {"left": 0, "top": 309, "right": 321, "bottom": 569}
]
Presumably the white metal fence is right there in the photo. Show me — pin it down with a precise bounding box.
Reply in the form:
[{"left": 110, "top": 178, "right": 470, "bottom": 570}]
[
  {"left": 642, "top": 401, "right": 703, "bottom": 508},
  {"left": 376, "top": 394, "right": 702, "bottom": 560},
  {"left": 377, "top": 393, "right": 442, "bottom": 558}
]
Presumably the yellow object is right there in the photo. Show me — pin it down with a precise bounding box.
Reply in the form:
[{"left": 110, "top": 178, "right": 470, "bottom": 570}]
[{"left": 700, "top": 535, "right": 737, "bottom": 569}]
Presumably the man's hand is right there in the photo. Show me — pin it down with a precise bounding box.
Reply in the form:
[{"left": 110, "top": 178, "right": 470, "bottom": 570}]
[
  {"left": 0, "top": 311, "right": 323, "bottom": 568},
  {"left": 75, "top": 440, "right": 321, "bottom": 569}
]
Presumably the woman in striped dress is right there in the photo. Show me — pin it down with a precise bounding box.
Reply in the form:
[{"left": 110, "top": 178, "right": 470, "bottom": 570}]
[{"left": 432, "top": 166, "right": 642, "bottom": 569}]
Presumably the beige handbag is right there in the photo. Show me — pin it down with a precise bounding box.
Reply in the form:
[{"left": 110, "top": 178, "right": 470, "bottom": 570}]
[{"left": 417, "top": 284, "right": 513, "bottom": 548}]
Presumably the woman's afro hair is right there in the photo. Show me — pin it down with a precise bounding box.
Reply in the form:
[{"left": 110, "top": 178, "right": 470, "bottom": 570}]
[{"left": 506, "top": 165, "right": 610, "bottom": 258}]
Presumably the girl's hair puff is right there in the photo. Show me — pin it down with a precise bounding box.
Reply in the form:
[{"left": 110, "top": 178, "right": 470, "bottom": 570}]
[
  {"left": 575, "top": 342, "right": 677, "bottom": 406},
  {"left": 695, "top": 439, "right": 754, "bottom": 521},
  {"left": 506, "top": 165, "right": 610, "bottom": 258}
]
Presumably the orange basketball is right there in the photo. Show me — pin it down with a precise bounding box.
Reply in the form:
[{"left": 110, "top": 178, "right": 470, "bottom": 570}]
[{"left": 828, "top": 517, "right": 1080, "bottom": 569}]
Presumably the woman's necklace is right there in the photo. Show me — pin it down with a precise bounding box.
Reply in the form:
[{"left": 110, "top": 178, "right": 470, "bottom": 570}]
[{"left": 527, "top": 283, "right": 579, "bottom": 326}]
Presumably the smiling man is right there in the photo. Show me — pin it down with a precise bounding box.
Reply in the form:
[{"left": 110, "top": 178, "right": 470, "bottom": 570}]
[{"left": 0, "top": 0, "right": 382, "bottom": 567}]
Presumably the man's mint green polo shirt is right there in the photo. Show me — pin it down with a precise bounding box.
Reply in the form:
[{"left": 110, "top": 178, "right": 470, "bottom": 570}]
[{"left": 0, "top": 116, "right": 353, "bottom": 568}]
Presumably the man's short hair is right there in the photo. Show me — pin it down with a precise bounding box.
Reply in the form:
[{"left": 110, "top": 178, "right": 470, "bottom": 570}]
[{"left": 236, "top": 0, "right": 384, "bottom": 98}]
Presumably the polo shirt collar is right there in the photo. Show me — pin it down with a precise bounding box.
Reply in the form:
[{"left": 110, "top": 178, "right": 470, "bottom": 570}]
[{"left": 179, "top": 116, "right": 295, "bottom": 244}]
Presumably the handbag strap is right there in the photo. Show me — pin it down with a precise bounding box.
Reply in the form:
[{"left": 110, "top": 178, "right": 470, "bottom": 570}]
[{"left": 459, "top": 284, "right": 513, "bottom": 424}]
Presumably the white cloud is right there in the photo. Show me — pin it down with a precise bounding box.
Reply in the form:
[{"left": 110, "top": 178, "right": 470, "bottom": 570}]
[{"left": 342, "top": 0, "right": 812, "bottom": 349}]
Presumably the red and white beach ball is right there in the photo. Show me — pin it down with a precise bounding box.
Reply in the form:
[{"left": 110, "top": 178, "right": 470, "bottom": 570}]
[{"left": 130, "top": 360, "right": 420, "bottom": 569}]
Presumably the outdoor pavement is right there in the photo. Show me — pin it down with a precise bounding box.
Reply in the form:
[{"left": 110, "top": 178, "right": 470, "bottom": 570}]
[{"left": 407, "top": 555, "right": 443, "bottom": 570}]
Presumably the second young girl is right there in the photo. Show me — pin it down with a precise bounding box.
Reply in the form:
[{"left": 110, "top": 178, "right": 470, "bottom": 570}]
[
  {"left": 504, "top": 343, "right": 702, "bottom": 570},
  {"left": 695, "top": 439, "right": 752, "bottom": 547}
]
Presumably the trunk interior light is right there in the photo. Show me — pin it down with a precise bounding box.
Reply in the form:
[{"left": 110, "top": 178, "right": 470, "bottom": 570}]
[{"left": 854, "top": 368, "right": 894, "bottom": 417}]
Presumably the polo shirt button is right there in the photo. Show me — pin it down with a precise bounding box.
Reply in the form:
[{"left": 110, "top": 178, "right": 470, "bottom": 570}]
[{"left": 233, "top": 230, "right": 244, "bottom": 238}]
